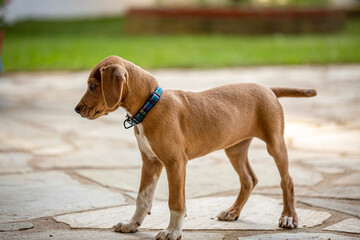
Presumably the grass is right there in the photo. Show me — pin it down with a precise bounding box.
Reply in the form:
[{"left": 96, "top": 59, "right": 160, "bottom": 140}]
[{"left": 3, "top": 17, "right": 360, "bottom": 71}]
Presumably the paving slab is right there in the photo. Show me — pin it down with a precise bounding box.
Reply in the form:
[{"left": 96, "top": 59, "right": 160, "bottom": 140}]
[
  {"left": 0, "top": 222, "right": 34, "bottom": 232},
  {"left": 285, "top": 122, "right": 360, "bottom": 155},
  {"left": 70, "top": 116, "right": 138, "bottom": 147},
  {"left": 0, "top": 117, "right": 73, "bottom": 154},
  {"left": 0, "top": 152, "right": 33, "bottom": 174},
  {"left": 313, "top": 166, "right": 345, "bottom": 174},
  {"left": 4, "top": 108, "right": 128, "bottom": 137},
  {"left": 54, "top": 195, "right": 330, "bottom": 230},
  {"left": 299, "top": 186, "right": 360, "bottom": 200},
  {"left": 2, "top": 108, "right": 136, "bottom": 158},
  {"left": 333, "top": 172, "right": 360, "bottom": 186},
  {"left": 255, "top": 186, "right": 360, "bottom": 200},
  {"left": 287, "top": 151, "right": 354, "bottom": 174},
  {"left": 300, "top": 156, "right": 360, "bottom": 172},
  {"left": 324, "top": 218, "right": 360, "bottom": 234},
  {"left": 299, "top": 198, "right": 360, "bottom": 218},
  {"left": 238, "top": 232, "right": 359, "bottom": 240},
  {"left": 0, "top": 171, "right": 126, "bottom": 223},
  {"left": 0, "top": 229, "right": 224, "bottom": 240},
  {"left": 34, "top": 147, "right": 142, "bottom": 169}
]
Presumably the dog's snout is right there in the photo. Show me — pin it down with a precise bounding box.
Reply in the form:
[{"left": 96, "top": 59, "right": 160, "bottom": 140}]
[{"left": 75, "top": 105, "right": 82, "bottom": 114}]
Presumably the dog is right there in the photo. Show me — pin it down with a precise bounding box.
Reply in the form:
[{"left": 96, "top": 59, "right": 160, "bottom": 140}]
[{"left": 75, "top": 55, "right": 316, "bottom": 240}]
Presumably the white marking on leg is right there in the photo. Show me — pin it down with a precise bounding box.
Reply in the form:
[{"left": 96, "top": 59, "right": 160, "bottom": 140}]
[
  {"left": 156, "top": 210, "right": 184, "bottom": 240},
  {"left": 135, "top": 124, "right": 157, "bottom": 159},
  {"left": 168, "top": 210, "right": 185, "bottom": 231},
  {"left": 114, "top": 176, "right": 158, "bottom": 233},
  {"left": 131, "top": 176, "right": 158, "bottom": 225}
]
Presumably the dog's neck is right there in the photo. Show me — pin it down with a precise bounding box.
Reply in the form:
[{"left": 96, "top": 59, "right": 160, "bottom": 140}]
[{"left": 121, "top": 65, "right": 159, "bottom": 116}]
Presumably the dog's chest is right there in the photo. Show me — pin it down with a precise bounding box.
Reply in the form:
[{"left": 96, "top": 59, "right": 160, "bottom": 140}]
[{"left": 135, "top": 125, "right": 157, "bottom": 159}]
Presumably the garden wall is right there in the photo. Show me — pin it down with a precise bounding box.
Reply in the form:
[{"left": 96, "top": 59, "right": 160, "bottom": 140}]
[{"left": 124, "top": 8, "right": 345, "bottom": 35}]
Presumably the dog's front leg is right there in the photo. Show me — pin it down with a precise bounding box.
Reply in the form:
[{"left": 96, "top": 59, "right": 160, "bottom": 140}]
[
  {"left": 114, "top": 154, "right": 163, "bottom": 233},
  {"left": 155, "top": 161, "right": 186, "bottom": 240}
]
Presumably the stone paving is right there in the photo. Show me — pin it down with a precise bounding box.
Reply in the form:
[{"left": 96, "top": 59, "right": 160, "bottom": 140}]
[{"left": 0, "top": 65, "right": 359, "bottom": 240}]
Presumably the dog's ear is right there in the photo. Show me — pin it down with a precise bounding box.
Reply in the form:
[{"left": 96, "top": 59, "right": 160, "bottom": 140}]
[{"left": 100, "top": 64, "right": 127, "bottom": 109}]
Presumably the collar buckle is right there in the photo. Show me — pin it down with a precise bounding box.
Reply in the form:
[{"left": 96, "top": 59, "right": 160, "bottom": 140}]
[{"left": 123, "top": 115, "right": 135, "bottom": 129}]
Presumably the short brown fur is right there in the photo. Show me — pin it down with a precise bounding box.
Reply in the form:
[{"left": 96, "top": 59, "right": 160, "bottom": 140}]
[{"left": 75, "top": 56, "right": 316, "bottom": 240}]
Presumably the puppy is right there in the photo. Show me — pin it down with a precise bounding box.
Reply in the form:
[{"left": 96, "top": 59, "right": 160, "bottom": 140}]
[{"left": 75, "top": 56, "right": 316, "bottom": 240}]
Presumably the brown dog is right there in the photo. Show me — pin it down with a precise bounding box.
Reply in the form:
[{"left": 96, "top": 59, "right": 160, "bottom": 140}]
[{"left": 75, "top": 56, "right": 316, "bottom": 240}]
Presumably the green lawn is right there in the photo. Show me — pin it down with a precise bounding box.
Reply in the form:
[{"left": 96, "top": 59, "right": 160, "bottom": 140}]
[{"left": 3, "top": 17, "right": 360, "bottom": 71}]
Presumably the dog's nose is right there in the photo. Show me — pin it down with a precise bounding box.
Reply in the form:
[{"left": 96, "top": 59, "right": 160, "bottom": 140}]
[{"left": 75, "top": 105, "right": 82, "bottom": 114}]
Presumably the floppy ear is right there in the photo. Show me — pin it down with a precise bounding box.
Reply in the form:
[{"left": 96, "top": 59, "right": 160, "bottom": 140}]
[{"left": 100, "top": 64, "right": 127, "bottom": 109}]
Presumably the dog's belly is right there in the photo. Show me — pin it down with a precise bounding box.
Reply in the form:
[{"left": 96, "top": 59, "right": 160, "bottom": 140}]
[{"left": 186, "top": 131, "right": 253, "bottom": 160}]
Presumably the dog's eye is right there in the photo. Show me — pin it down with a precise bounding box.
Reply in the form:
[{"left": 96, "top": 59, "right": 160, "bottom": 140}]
[{"left": 89, "top": 84, "right": 96, "bottom": 91}]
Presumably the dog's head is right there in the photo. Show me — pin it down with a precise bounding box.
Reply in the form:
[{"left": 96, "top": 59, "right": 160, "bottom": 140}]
[{"left": 75, "top": 56, "right": 128, "bottom": 119}]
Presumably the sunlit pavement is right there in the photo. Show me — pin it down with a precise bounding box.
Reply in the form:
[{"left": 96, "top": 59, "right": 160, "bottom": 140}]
[{"left": 0, "top": 65, "right": 359, "bottom": 239}]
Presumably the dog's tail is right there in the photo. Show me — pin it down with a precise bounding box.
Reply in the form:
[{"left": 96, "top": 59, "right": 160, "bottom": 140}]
[{"left": 271, "top": 87, "right": 317, "bottom": 98}]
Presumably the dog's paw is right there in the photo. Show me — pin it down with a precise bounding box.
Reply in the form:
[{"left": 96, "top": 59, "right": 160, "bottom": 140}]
[
  {"left": 113, "top": 221, "right": 139, "bottom": 233},
  {"left": 217, "top": 209, "right": 239, "bottom": 221},
  {"left": 279, "top": 215, "right": 298, "bottom": 229},
  {"left": 155, "top": 229, "right": 182, "bottom": 240}
]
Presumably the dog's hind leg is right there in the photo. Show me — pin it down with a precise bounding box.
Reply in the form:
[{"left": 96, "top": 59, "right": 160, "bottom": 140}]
[
  {"left": 217, "top": 138, "right": 258, "bottom": 221},
  {"left": 114, "top": 153, "right": 163, "bottom": 233},
  {"left": 266, "top": 135, "right": 298, "bottom": 228}
]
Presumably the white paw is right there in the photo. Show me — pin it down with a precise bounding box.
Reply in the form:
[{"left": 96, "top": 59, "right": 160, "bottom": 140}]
[
  {"left": 155, "top": 229, "right": 182, "bottom": 240},
  {"left": 217, "top": 209, "right": 239, "bottom": 221},
  {"left": 113, "top": 220, "right": 139, "bottom": 233},
  {"left": 279, "top": 216, "right": 298, "bottom": 229}
]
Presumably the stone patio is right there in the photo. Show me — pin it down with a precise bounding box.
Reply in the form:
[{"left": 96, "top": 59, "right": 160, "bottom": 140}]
[{"left": 0, "top": 65, "right": 359, "bottom": 239}]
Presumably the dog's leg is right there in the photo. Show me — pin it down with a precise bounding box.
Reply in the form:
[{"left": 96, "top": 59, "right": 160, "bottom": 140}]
[
  {"left": 114, "top": 153, "right": 163, "bottom": 233},
  {"left": 266, "top": 136, "right": 298, "bottom": 229},
  {"left": 217, "top": 138, "right": 258, "bottom": 221},
  {"left": 155, "top": 160, "right": 186, "bottom": 240}
]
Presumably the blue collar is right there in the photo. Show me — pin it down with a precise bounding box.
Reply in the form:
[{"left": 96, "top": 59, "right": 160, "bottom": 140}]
[{"left": 123, "top": 86, "right": 163, "bottom": 129}]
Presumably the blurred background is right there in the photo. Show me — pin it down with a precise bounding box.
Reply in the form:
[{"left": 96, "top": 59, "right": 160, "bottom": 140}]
[
  {"left": 1, "top": 1, "right": 360, "bottom": 239},
  {"left": 1, "top": 0, "right": 360, "bottom": 72}
]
